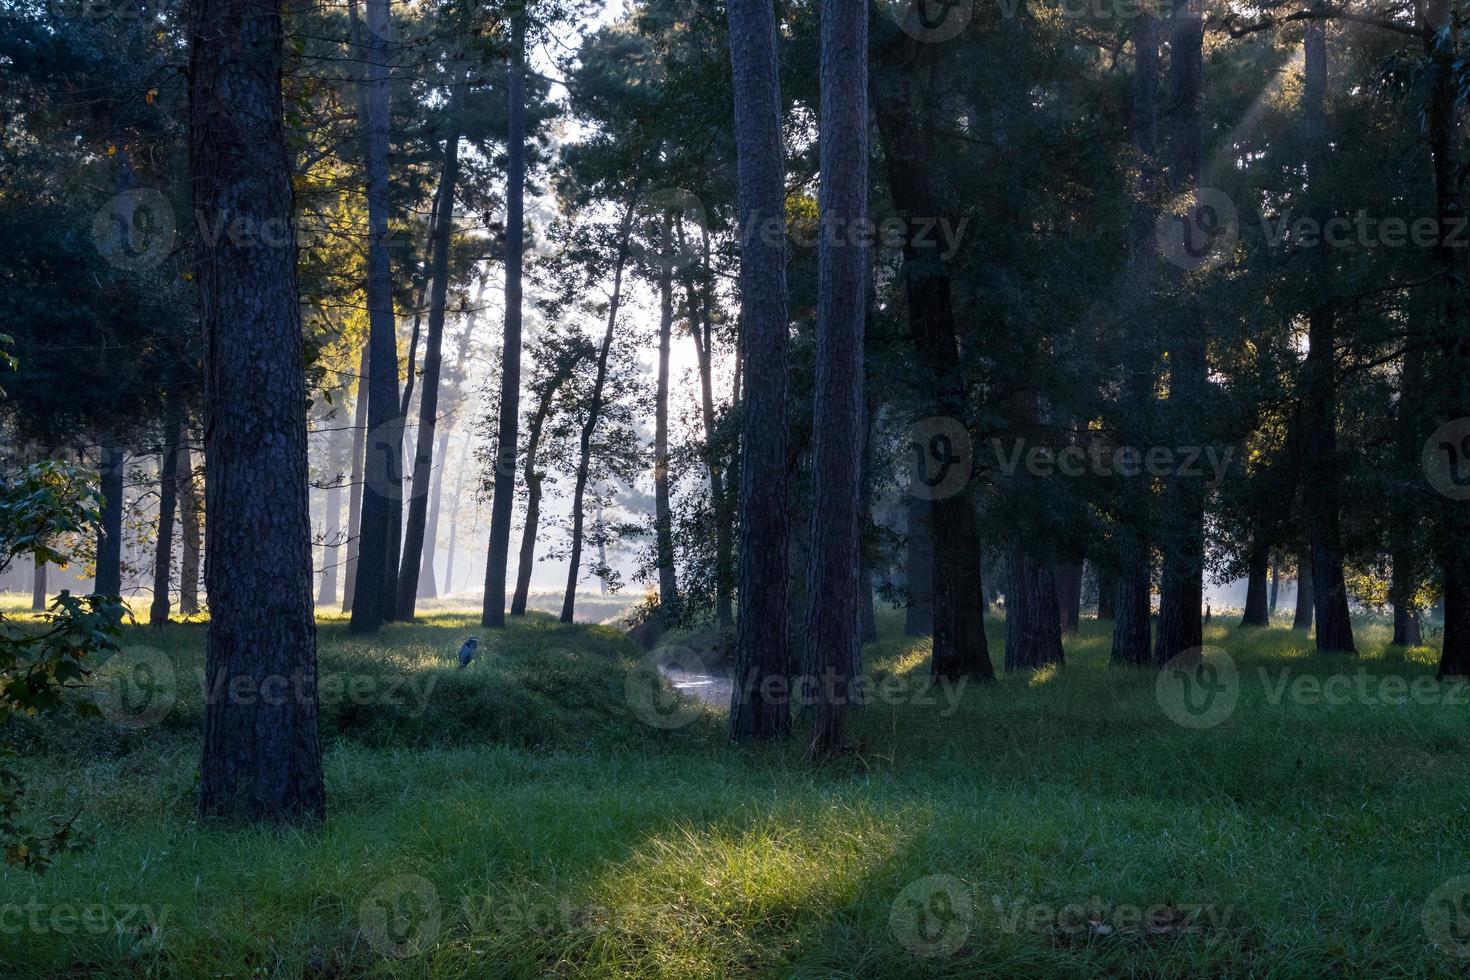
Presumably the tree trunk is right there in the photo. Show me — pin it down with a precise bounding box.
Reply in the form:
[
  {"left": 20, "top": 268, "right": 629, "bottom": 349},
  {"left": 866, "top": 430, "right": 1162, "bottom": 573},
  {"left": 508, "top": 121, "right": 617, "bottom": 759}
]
[
  {"left": 341, "top": 345, "right": 368, "bottom": 613},
  {"left": 1005, "top": 548, "right": 1065, "bottom": 671},
  {"left": 31, "top": 556, "right": 46, "bottom": 612},
  {"left": 482, "top": 11, "right": 527, "bottom": 630},
  {"left": 1095, "top": 563, "right": 1116, "bottom": 621},
  {"left": 397, "top": 94, "right": 463, "bottom": 620},
  {"left": 1301, "top": 19, "right": 1356, "bottom": 654},
  {"left": 1292, "top": 546, "right": 1314, "bottom": 631},
  {"left": 96, "top": 440, "right": 124, "bottom": 597},
  {"left": 727, "top": 0, "right": 793, "bottom": 742},
  {"left": 903, "top": 495, "right": 934, "bottom": 635},
  {"left": 560, "top": 210, "right": 633, "bottom": 624},
  {"left": 416, "top": 425, "right": 450, "bottom": 600},
  {"left": 1240, "top": 538, "right": 1270, "bottom": 627},
  {"left": 189, "top": 0, "right": 324, "bottom": 821},
  {"left": 1054, "top": 561, "right": 1082, "bottom": 633},
  {"left": 348, "top": 0, "right": 402, "bottom": 634},
  {"left": 149, "top": 409, "right": 181, "bottom": 626},
  {"left": 444, "top": 432, "right": 471, "bottom": 597},
  {"left": 1269, "top": 558, "right": 1280, "bottom": 614},
  {"left": 1110, "top": 9, "right": 1157, "bottom": 666},
  {"left": 178, "top": 419, "right": 201, "bottom": 616},
  {"left": 1152, "top": 0, "right": 1206, "bottom": 666},
  {"left": 806, "top": 0, "right": 866, "bottom": 758},
  {"left": 1391, "top": 554, "right": 1423, "bottom": 647},
  {"left": 683, "top": 227, "right": 734, "bottom": 629},
  {"left": 1419, "top": 0, "right": 1470, "bottom": 676},
  {"left": 512, "top": 359, "right": 577, "bottom": 616},
  {"left": 872, "top": 21, "right": 991, "bottom": 681},
  {"left": 318, "top": 420, "right": 346, "bottom": 607},
  {"left": 653, "top": 221, "right": 680, "bottom": 615}
]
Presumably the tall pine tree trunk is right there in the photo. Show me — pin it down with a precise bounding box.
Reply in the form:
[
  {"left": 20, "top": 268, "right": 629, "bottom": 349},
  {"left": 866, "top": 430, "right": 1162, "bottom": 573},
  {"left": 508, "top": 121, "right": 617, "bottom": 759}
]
[
  {"left": 341, "top": 345, "right": 368, "bottom": 613},
  {"left": 397, "top": 94, "right": 463, "bottom": 619},
  {"left": 348, "top": 0, "right": 402, "bottom": 633},
  {"left": 482, "top": 10, "right": 526, "bottom": 629},
  {"left": 190, "top": 0, "right": 324, "bottom": 821},
  {"left": 1292, "top": 546, "right": 1314, "bottom": 631},
  {"left": 727, "top": 0, "right": 793, "bottom": 742},
  {"left": 653, "top": 221, "right": 680, "bottom": 615},
  {"left": 512, "top": 359, "right": 576, "bottom": 616},
  {"left": 806, "top": 0, "right": 866, "bottom": 758},
  {"left": 96, "top": 440, "right": 124, "bottom": 597},
  {"left": 178, "top": 419, "right": 201, "bottom": 615},
  {"left": 1005, "top": 548, "right": 1065, "bottom": 671},
  {"left": 1111, "top": 9, "right": 1158, "bottom": 666},
  {"left": 1301, "top": 19, "right": 1356, "bottom": 653},
  {"left": 1153, "top": 0, "right": 1206, "bottom": 666},
  {"left": 149, "top": 407, "right": 181, "bottom": 626},
  {"left": 872, "top": 22, "right": 991, "bottom": 681},
  {"left": 318, "top": 421, "right": 346, "bottom": 607}
]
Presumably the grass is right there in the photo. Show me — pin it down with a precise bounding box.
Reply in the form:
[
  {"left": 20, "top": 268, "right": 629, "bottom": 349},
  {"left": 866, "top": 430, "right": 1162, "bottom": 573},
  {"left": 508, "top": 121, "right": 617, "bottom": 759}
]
[{"left": 2, "top": 604, "right": 1468, "bottom": 977}]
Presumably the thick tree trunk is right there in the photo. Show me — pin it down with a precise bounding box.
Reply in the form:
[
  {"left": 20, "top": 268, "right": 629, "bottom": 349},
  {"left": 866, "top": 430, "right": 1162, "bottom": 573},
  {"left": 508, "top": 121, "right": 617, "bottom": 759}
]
[
  {"left": 348, "top": 0, "right": 402, "bottom": 634},
  {"left": 1054, "top": 561, "right": 1082, "bottom": 633},
  {"left": 727, "top": 0, "right": 792, "bottom": 742},
  {"left": 1301, "top": 20, "right": 1356, "bottom": 654},
  {"left": 189, "top": 0, "right": 324, "bottom": 821},
  {"left": 31, "top": 556, "right": 46, "bottom": 612},
  {"left": 872, "top": 23, "right": 991, "bottom": 681},
  {"left": 1292, "top": 547, "right": 1314, "bottom": 631},
  {"left": 1392, "top": 570, "right": 1423, "bottom": 646},
  {"left": 397, "top": 99, "right": 463, "bottom": 620},
  {"left": 653, "top": 228, "right": 680, "bottom": 615},
  {"left": 1240, "top": 538, "right": 1270, "bottom": 627},
  {"left": 178, "top": 420, "right": 201, "bottom": 615},
  {"left": 1005, "top": 548, "right": 1065, "bottom": 671},
  {"left": 903, "top": 496, "right": 934, "bottom": 635},
  {"left": 149, "top": 410, "right": 181, "bottom": 626},
  {"left": 1152, "top": 0, "right": 1205, "bottom": 666},
  {"left": 341, "top": 345, "right": 368, "bottom": 613},
  {"left": 561, "top": 213, "right": 633, "bottom": 624},
  {"left": 96, "top": 440, "right": 124, "bottom": 597},
  {"left": 806, "top": 0, "right": 866, "bottom": 758},
  {"left": 1420, "top": 0, "right": 1470, "bottom": 676},
  {"left": 482, "top": 12, "right": 526, "bottom": 629},
  {"left": 1111, "top": 9, "right": 1157, "bottom": 666}
]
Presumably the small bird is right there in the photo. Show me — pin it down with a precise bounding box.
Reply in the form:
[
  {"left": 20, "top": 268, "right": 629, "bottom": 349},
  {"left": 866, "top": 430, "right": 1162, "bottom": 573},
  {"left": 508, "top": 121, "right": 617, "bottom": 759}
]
[{"left": 457, "top": 636, "right": 479, "bottom": 669}]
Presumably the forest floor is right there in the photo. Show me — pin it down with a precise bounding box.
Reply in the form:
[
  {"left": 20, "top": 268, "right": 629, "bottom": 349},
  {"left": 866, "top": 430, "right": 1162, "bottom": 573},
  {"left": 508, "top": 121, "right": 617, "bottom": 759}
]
[{"left": 2, "top": 603, "right": 1468, "bottom": 977}]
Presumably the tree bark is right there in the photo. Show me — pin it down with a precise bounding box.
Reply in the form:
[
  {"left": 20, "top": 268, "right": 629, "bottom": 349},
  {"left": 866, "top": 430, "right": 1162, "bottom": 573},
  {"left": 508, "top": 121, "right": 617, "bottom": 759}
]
[
  {"left": 561, "top": 210, "right": 634, "bottom": 624},
  {"left": 1110, "top": 9, "right": 1158, "bottom": 666},
  {"left": 1054, "top": 561, "right": 1082, "bottom": 633},
  {"left": 341, "top": 344, "right": 368, "bottom": 613},
  {"left": 903, "top": 495, "right": 934, "bottom": 635},
  {"left": 872, "top": 19, "right": 991, "bottom": 681},
  {"left": 31, "top": 555, "right": 46, "bottom": 612},
  {"left": 482, "top": 10, "right": 527, "bottom": 629},
  {"left": 1152, "top": 0, "right": 1206, "bottom": 666},
  {"left": 348, "top": 0, "right": 403, "bottom": 633},
  {"left": 189, "top": 0, "right": 324, "bottom": 821},
  {"left": 1240, "top": 537, "right": 1270, "bottom": 627},
  {"left": 1005, "top": 548, "right": 1065, "bottom": 671},
  {"left": 653, "top": 222, "right": 680, "bottom": 615},
  {"left": 1301, "top": 19, "right": 1356, "bottom": 653},
  {"left": 397, "top": 91, "right": 463, "bottom": 620},
  {"left": 727, "top": 0, "right": 793, "bottom": 742},
  {"left": 95, "top": 440, "right": 124, "bottom": 597},
  {"left": 1292, "top": 546, "right": 1314, "bottom": 631},
  {"left": 1391, "top": 554, "right": 1423, "bottom": 647},
  {"left": 149, "top": 407, "right": 181, "bottom": 626},
  {"left": 806, "top": 0, "right": 867, "bottom": 758}
]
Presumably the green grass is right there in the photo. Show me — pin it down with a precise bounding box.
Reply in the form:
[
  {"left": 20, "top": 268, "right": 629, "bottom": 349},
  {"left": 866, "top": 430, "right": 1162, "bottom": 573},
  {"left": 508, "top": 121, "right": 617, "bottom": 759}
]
[{"left": 2, "top": 607, "right": 1468, "bottom": 977}]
